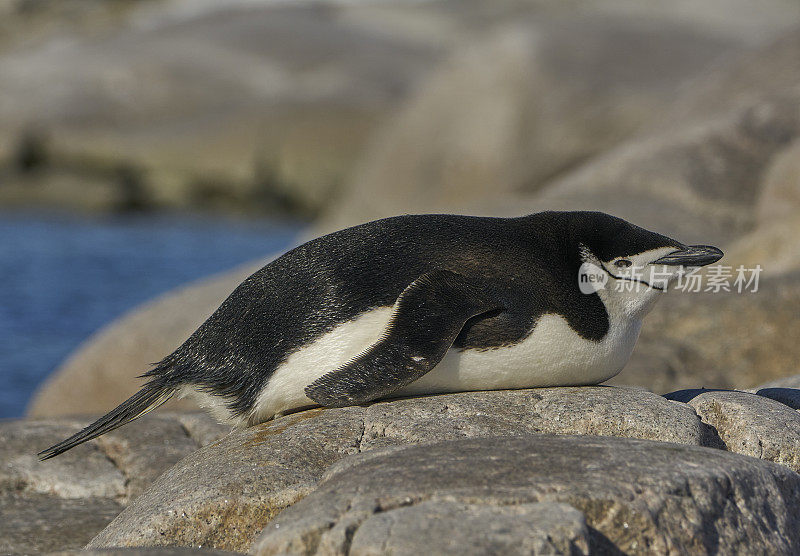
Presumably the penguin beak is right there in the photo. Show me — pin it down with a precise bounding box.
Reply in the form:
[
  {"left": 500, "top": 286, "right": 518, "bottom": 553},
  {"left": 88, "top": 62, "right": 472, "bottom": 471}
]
[{"left": 652, "top": 245, "right": 724, "bottom": 267}]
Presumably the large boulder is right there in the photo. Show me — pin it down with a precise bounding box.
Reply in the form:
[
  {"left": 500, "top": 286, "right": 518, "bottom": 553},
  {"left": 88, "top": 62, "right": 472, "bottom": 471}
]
[
  {"left": 86, "top": 385, "right": 800, "bottom": 551},
  {"left": 88, "top": 407, "right": 364, "bottom": 553},
  {"left": 254, "top": 436, "right": 800, "bottom": 555}
]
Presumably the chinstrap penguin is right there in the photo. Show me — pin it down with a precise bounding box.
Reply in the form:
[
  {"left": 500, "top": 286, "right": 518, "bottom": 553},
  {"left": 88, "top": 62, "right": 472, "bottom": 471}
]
[{"left": 39, "top": 211, "right": 723, "bottom": 459}]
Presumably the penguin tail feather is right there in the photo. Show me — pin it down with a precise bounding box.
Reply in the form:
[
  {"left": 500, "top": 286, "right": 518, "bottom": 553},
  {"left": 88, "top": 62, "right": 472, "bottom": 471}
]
[{"left": 37, "top": 382, "right": 176, "bottom": 461}]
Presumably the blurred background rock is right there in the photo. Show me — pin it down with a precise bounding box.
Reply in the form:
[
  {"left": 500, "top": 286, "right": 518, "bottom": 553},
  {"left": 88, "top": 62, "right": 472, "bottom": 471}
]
[{"left": 0, "top": 0, "right": 797, "bottom": 418}]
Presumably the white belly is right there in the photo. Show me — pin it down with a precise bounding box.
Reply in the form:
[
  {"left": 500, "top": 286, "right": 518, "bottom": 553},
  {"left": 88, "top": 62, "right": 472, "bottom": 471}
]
[
  {"left": 397, "top": 313, "right": 641, "bottom": 397},
  {"left": 245, "top": 307, "right": 642, "bottom": 425}
]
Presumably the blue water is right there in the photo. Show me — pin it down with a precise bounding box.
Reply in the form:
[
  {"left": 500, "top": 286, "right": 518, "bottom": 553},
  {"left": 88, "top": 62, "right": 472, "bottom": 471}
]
[{"left": 0, "top": 211, "right": 301, "bottom": 418}]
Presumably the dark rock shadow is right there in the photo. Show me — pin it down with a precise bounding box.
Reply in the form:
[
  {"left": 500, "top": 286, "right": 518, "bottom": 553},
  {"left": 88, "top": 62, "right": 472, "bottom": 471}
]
[
  {"left": 662, "top": 388, "right": 736, "bottom": 403},
  {"left": 754, "top": 388, "right": 800, "bottom": 410},
  {"left": 664, "top": 387, "right": 800, "bottom": 411},
  {"left": 588, "top": 526, "right": 625, "bottom": 555}
]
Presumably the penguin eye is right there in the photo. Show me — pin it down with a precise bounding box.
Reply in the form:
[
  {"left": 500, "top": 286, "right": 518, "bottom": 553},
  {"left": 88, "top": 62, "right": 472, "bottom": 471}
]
[{"left": 614, "top": 259, "right": 632, "bottom": 268}]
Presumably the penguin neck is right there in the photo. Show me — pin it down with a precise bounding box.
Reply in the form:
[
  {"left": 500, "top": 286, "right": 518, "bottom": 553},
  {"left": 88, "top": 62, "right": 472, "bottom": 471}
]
[{"left": 595, "top": 285, "right": 663, "bottom": 323}]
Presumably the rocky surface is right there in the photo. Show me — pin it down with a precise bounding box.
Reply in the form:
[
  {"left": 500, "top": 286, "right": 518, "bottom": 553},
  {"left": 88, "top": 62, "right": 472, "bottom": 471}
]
[
  {"left": 0, "top": 412, "right": 229, "bottom": 553},
  {"left": 252, "top": 436, "right": 800, "bottom": 555},
  {"left": 82, "top": 383, "right": 800, "bottom": 552},
  {"left": 523, "top": 87, "right": 799, "bottom": 247},
  {"left": 724, "top": 136, "right": 800, "bottom": 275},
  {"left": 50, "top": 551, "right": 237, "bottom": 556},
  {"left": 753, "top": 387, "right": 800, "bottom": 411},
  {"left": 5, "top": 379, "right": 800, "bottom": 553},
  {"left": 337, "top": 501, "right": 590, "bottom": 556},
  {"left": 753, "top": 374, "right": 800, "bottom": 390},
  {"left": 88, "top": 408, "right": 361, "bottom": 553},
  {"left": 1, "top": 493, "right": 123, "bottom": 554},
  {"left": 665, "top": 389, "right": 800, "bottom": 472}
]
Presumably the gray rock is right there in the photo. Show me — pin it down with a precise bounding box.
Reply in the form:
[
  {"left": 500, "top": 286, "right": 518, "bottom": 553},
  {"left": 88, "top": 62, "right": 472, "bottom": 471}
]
[
  {"left": 1, "top": 413, "right": 216, "bottom": 502},
  {"left": 87, "top": 408, "right": 366, "bottom": 553},
  {"left": 176, "top": 412, "right": 233, "bottom": 448},
  {"left": 357, "top": 386, "right": 709, "bottom": 451},
  {"left": 663, "top": 388, "right": 735, "bottom": 404},
  {"left": 0, "top": 418, "right": 126, "bottom": 552},
  {"left": 0, "top": 492, "right": 123, "bottom": 554},
  {"left": 722, "top": 219, "right": 800, "bottom": 279},
  {"left": 664, "top": 29, "right": 800, "bottom": 128},
  {"left": 252, "top": 435, "right": 800, "bottom": 555},
  {"left": 4, "top": 1, "right": 796, "bottom": 218},
  {"left": 468, "top": 26, "right": 800, "bottom": 244},
  {"left": 756, "top": 138, "right": 800, "bottom": 224},
  {"left": 0, "top": 419, "right": 124, "bottom": 499},
  {"left": 50, "top": 549, "right": 238, "bottom": 556},
  {"left": 723, "top": 138, "right": 800, "bottom": 276},
  {"left": 664, "top": 389, "right": 800, "bottom": 472},
  {"left": 347, "top": 501, "right": 589, "bottom": 556},
  {"left": 87, "top": 386, "right": 714, "bottom": 551},
  {"left": 95, "top": 414, "right": 203, "bottom": 501},
  {"left": 0, "top": 1, "right": 144, "bottom": 52},
  {"left": 0, "top": 413, "right": 221, "bottom": 554}
]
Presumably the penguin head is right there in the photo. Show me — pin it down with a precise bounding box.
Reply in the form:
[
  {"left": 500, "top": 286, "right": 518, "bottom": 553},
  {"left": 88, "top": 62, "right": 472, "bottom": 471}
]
[{"left": 568, "top": 212, "right": 723, "bottom": 318}]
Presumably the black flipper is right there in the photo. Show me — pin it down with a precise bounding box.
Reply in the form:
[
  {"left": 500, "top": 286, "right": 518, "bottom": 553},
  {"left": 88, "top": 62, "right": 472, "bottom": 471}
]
[
  {"left": 305, "top": 269, "right": 503, "bottom": 407},
  {"left": 37, "top": 381, "right": 175, "bottom": 461}
]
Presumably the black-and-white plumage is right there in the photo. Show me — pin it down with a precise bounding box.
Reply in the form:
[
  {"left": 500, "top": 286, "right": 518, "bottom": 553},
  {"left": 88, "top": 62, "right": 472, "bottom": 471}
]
[{"left": 39, "top": 211, "right": 722, "bottom": 459}]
